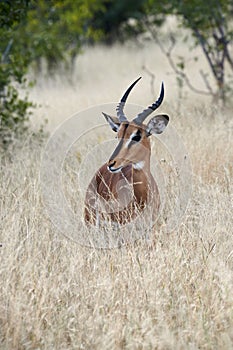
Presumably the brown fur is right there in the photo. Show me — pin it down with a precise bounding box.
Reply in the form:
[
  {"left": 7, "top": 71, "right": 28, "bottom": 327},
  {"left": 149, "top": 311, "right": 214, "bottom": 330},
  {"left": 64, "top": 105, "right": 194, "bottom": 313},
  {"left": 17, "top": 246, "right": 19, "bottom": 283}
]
[{"left": 84, "top": 123, "right": 160, "bottom": 226}]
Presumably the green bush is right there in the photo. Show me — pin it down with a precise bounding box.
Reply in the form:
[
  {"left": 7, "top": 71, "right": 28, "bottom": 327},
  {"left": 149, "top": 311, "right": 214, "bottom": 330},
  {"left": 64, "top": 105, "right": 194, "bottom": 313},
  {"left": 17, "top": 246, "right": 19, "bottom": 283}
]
[
  {"left": 0, "top": 0, "right": 105, "bottom": 148},
  {"left": 0, "top": 0, "right": 33, "bottom": 147}
]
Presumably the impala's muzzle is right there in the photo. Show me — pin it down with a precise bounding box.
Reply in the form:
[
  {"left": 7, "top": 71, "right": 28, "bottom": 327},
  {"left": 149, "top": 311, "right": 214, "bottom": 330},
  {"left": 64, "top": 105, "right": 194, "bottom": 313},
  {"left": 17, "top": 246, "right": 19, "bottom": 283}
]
[
  {"left": 108, "top": 160, "right": 116, "bottom": 168},
  {"left": 108, "top": 161, "right": 123, "bottom": 173}
]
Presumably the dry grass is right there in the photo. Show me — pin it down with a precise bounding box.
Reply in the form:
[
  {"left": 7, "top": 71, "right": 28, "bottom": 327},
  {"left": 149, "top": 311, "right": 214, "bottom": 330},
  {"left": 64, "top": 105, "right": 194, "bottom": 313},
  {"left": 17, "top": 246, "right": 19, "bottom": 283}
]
[{"left": 0, "top": 41, "right": 233, "bottom": 349}]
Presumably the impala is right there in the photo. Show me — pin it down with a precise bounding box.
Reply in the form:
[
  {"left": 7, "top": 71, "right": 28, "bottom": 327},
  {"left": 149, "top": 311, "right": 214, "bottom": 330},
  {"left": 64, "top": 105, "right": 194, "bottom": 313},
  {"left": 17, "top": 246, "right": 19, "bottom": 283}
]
[{"left": 84, "top": 77, "right": 169, "bottom": 227}]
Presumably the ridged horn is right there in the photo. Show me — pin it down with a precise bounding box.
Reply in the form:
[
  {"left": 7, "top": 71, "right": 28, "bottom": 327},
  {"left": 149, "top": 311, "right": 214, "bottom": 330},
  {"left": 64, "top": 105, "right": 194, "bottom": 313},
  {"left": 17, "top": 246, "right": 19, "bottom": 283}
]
[
  {"left": 133, "top": 82, "right": 164, "bottom": 125},
  {"left": 116, "top": 77, "right": 142, "bottom": 123}
]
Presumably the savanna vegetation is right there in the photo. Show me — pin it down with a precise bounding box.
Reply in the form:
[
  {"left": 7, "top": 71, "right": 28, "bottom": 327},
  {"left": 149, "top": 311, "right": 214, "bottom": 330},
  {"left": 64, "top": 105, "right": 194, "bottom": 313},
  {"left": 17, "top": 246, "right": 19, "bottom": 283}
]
[
  {"left": 0, "top": 1, "right": 233, "bottom": 349},
  {"left": 1, "top": 0, "right": 233, "bottom": 144}
]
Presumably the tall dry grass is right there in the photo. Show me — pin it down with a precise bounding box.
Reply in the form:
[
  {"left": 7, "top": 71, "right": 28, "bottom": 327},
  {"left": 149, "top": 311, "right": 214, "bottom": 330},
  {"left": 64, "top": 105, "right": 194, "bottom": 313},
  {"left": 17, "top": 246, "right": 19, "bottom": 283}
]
[{"left": 0, "top": 42, "right": 233, "bottom": 349}]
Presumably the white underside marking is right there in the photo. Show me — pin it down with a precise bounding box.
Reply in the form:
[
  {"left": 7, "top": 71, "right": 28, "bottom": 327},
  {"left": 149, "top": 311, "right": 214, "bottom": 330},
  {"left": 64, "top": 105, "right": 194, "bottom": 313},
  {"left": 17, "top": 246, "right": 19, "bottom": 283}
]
[{"left": 133, "top": 161, "right": 145, "bottom": 170}]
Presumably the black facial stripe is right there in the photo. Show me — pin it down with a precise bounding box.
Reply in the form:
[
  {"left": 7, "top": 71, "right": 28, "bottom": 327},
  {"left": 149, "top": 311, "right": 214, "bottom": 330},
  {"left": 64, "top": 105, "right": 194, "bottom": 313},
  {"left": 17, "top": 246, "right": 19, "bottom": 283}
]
[
  {"left": 124, "top": 123, "right": 129, "bottom": 130},
  {"left": 109, "top": 123, "right": 129, "bottom": 160},
  {"left": 110, "top": 138, "right": 124, "bottom": 159},
  {"left": 128, "top": 141, "right": 134, "bottom": 149}
]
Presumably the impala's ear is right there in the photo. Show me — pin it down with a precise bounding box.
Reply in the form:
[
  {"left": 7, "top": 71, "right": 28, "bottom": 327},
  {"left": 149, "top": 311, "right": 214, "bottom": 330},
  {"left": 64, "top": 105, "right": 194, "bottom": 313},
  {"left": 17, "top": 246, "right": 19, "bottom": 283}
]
[
  {"left": 146, "top": 114, "right": 169, "bottom": 136},
  {"left": 102, "top": 112, "right": 120, "bottom": 132}
]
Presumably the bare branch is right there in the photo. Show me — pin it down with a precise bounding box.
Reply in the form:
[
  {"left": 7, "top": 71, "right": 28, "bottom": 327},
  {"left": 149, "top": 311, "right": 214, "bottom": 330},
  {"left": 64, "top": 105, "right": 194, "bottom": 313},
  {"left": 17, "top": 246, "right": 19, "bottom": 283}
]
[
  {"left": 199, "top": 70, "right": 214, "bottom": 95},
  {"left": 192, "top": 27, "right": 219, "bottom": 81},
  {"left": 1, "top": 39, "right": 13, "bottom": 64},
  {"left": 142, "top": 18, "right": 213, "bottom": 96},
  {"left": 216, "top": 24, "right": 233, "bottom": 70},
  {"left": 141, "top": 65, "right": 155, "bottom": 96}
]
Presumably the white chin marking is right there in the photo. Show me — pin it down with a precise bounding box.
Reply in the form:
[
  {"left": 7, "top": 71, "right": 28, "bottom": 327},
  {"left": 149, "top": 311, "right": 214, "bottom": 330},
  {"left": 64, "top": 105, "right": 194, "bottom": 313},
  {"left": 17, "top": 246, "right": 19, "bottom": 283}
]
[{"left": 133, "top": 161, "right": 145, "bottom": 170}]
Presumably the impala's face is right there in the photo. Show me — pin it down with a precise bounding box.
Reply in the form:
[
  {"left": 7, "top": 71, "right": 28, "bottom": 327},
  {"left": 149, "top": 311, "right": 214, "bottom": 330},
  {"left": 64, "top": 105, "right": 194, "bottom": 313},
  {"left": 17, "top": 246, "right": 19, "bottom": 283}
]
[
  {"left": 107, "top": 122, "right": 150, "bottom": 173},
  {"left": 103, "top": 113, "right": 169, "bottom": 173},
  {"left": 102, "top": 77, "right": 169, "bottom": 173}
]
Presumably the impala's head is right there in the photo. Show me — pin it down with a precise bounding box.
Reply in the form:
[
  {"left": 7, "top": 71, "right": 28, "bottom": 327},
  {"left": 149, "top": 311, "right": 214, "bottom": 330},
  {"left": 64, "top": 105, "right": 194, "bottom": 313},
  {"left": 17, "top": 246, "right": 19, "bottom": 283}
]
[{"left": 103, "top": 77, "right": 169, "bottom": 173}]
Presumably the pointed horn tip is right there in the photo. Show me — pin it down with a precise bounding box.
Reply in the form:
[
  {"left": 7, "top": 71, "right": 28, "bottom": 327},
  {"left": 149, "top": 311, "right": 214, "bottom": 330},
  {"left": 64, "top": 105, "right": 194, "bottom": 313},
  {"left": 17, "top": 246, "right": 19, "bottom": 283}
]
[
  {"left": 158, "top": 81, "right": 165, "bottom": 100},
  {"left": 132, "top": 80, "right": 165, "bottom": 124},
  {"left": 102, "top": 112, "right": 109, "bottom": 118},
  {"left": 161, "top": 81, "right": 165, "bottom": 92},
  {"left": 133, "top": 76, "right": 142, "bottom": 85},
  {"left": 120, "top": 76, "right": 142, "bottom": 102}
]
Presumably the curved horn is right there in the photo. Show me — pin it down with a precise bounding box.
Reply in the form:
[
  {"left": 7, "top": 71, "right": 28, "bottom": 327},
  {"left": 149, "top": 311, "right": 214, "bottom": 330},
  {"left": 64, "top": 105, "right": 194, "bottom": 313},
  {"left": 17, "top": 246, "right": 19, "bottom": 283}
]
[
  {"left": 133, "top": 82, "right": 164, "bottom": 125},
  {"left": 116, "top": 77, "right": 142, "bottom": 123}
]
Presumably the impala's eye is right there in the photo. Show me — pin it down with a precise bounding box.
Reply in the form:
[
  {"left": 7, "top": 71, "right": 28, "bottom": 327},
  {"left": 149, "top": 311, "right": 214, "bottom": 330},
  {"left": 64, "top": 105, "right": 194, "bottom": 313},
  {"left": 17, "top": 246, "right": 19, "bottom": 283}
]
[
  {"left": 131, "top": 134, "right": 141, "bottom": 142},
  {"left": 127, "top": 131, "right": 142, "bottom": 148}
]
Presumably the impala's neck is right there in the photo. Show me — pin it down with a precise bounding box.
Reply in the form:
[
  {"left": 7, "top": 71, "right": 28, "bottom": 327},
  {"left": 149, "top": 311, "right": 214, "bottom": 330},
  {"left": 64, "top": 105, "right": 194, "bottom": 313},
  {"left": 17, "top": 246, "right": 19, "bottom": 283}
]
[
  {"left": 132, "top": 147, "right": 151, "bottom": 177},
  {"left": 130, "top": 151, "right": 153, "bottom": 204}
]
